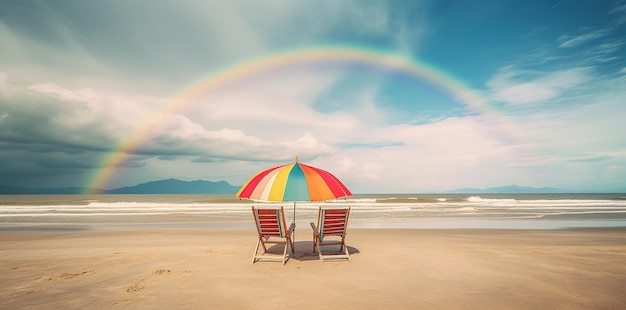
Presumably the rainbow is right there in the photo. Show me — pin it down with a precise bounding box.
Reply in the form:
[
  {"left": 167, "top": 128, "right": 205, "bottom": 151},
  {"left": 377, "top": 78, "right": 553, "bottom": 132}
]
[{"left": 87, "top": 45, "right": 522, "bottom": 193}]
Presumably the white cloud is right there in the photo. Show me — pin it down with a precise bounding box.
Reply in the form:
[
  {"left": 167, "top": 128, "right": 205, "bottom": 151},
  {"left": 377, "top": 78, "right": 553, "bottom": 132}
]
[
  {"left": 487, "top": 67, "right": 591, "bottom": 105},
  {"left": 608, "top": 3, "right": 626, "bottom": 14},
  {"left": 331, "top": 116, "right": 536, "bottom": 192},
  {"left": 492, "top": 83, "right": 557, "bottom": 105},
  {"left": 597, "top": 39, "right": 624, "bottom": 53},
  {"left": 558, "top": 29, "right": 611, "bottom": 48},
  {"left": 498, "top": 76, "right": 626, "bottom": 190},
  {"left": 15, "top": 73, "right": 341, "bottom": 159}
]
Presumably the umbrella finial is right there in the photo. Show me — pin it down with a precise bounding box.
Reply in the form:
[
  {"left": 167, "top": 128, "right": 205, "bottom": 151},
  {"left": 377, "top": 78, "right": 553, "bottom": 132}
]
[{"left": 295, "top": 155, "right": 298, "bottom": 163}]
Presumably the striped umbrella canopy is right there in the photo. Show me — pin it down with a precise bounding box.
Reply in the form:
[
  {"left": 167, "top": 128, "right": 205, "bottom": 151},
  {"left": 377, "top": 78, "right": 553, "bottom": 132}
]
[{"left": 237, "top": 157, "right": 352, "bottom": 203}]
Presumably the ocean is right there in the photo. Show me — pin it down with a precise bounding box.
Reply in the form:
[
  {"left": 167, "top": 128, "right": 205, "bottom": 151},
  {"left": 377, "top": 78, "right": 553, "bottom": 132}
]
[{"left": 1, "top": 193, "right": 626, "bottom": 230}]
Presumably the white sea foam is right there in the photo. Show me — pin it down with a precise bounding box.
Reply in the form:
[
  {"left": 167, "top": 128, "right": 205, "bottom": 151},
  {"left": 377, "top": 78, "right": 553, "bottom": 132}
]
[{"left": 2, "top": 194, "right": 626, "bottom": 225}]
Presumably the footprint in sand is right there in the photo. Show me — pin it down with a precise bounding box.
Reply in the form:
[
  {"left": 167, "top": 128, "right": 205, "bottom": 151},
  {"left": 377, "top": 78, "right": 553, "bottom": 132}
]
[
  {"left": 26, "top": 288, "right": 43, "bottom": 295},
  {"left": 125, "top": 270, "right": 171, "bottom": 296},
  {"left": 126, "top": 280, "right": 146, "bottom": 294},
  {"left": 112, "top": 299, "right": 133, "bottom": 306},
  {"left": 153, "top": 269, "right": 171, "bottom": 275},
  {"left": 47, "top": 270, "right": 96, "bottom": 281}
]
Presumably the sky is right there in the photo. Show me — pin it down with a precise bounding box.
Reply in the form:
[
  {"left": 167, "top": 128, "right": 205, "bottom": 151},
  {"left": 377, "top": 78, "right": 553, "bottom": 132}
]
[{"left": 1, "top": 0, "right": 625, "bottom": 193}]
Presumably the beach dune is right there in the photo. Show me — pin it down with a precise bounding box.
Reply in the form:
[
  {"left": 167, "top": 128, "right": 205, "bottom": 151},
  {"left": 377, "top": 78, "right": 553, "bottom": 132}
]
[{"left": 1, "top": 227, "right": 626, "bottom": 309}]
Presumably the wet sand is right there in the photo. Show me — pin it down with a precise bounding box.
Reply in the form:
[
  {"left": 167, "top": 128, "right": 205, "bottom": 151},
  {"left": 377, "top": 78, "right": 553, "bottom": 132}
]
[{"left": 1, "top": 227, "right": 626, "bottom": 309}]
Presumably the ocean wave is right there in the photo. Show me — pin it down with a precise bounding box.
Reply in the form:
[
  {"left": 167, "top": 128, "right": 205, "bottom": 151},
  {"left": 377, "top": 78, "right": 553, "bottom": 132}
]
[
  {"left": 466, "top": 196, "right": 518, "bottom": 203},
  {"left": 2, "top": 194, "right": 626, "bottom": 223},
  {"left": 375, "top": 197, "right": 442, "bottom": 203}
]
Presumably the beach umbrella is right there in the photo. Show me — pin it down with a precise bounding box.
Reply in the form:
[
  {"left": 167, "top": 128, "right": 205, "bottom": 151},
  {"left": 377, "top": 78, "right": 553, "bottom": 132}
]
[{"left": 236, "top": 156, "right": 352, "bottom": 224}]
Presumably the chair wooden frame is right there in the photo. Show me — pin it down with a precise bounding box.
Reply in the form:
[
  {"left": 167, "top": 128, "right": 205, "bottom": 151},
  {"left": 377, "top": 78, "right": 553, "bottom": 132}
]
[
  {"left": 251, "top": 206, "right": 295, "bottom": 265},
  {"left": 310, "top": 206, "right": 351, "bottom": 262}
]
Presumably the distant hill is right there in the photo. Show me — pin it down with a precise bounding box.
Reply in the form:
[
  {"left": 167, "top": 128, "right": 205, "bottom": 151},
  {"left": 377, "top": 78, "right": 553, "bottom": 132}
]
[
  {"left": 0, "top": 179, "right": 240, "bottom": 195},
  {"left": 448, "top": 184, "right": 577, "bottom": 194},
  {"left": 103, "top": 179, "right": 239, "bottom": 194}
]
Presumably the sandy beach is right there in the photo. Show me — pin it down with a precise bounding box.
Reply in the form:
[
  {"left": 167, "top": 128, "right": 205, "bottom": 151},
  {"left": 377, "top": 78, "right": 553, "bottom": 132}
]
[{"left": 1, "top": 226, "right": 625, "bottom": 309}]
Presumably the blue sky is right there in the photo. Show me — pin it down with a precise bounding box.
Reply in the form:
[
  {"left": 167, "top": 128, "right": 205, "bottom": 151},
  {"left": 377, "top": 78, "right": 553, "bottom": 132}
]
[{"left": 1, "top": 0, "right": 625, "bottom": 193}]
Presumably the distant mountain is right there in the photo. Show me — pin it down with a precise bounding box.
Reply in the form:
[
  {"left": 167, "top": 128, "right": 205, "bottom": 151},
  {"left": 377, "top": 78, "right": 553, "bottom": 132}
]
[
  {"left": 448, "top": 184, "right": 577, "bottom": 194},
  {"left": 103, "top": 179, "right": 238, "bottom": 194},
  {"left": 0, "top": 179, "right": 240, "bottom": 195}
]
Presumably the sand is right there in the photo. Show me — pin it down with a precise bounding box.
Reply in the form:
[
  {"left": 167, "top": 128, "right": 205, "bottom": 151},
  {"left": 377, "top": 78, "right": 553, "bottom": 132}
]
[{"left": 1, "top": 226, "right": 626, "bottom": 309}]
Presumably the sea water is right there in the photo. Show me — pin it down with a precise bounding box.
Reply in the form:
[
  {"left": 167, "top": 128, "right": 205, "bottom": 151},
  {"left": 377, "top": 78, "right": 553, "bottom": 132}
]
[{"left": 1, "top": 193, "right": 626, "bottom": 230}]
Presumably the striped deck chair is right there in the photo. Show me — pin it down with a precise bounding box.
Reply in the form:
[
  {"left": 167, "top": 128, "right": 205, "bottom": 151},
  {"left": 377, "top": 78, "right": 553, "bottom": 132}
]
[
  {"left": 310, "top": 206, "right": 351, "bottom": 262},
  {"left": 251, "top": 206, "right": 295, "bottom": 265}
]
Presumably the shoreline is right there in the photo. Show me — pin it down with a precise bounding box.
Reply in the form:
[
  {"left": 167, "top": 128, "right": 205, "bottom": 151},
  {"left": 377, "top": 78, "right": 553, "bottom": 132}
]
[{"left": 2, "top": 215, "right": 626, "bottom": 232}]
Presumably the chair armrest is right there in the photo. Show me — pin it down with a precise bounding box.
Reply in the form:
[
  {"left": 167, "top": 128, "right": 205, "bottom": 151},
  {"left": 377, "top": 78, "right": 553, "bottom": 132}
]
[
  {"left": 310, "top": 222, "right": 319, "bottom": 237},
  {"left": 287, "top": 223, "right": 296, "bottom": 236}
]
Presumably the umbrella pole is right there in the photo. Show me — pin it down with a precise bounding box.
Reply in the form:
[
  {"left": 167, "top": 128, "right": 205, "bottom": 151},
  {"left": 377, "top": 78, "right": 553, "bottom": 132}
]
[{"left": 293, "top": 201, "right": 296, "bottom": 240}]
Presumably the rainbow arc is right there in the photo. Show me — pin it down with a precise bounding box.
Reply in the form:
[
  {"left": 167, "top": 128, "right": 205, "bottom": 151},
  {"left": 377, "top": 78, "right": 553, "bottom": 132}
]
[{"left": 88, "top": 45, "right": 524, "bottom": 193}]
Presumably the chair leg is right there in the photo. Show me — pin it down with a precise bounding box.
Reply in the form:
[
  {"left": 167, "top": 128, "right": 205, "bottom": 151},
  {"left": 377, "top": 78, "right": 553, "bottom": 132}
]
[
  {"left": 282, "top": 241, "right": 288, "bottom": 265},
  {"left": 252, "top": 238, "right": 261, "bottom": 263},
  {"left": 318, "top": 240, "right": 323, "bottom": 262},
  {"left": 289, "top": 237, "right": 294, "bottom": 256}
]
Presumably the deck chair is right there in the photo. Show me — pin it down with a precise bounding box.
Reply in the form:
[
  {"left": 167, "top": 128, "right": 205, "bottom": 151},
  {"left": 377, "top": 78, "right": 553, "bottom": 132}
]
[
  {"left": 251, "top": 206, "right": 295, "bottom": 265},
  {"left": 310, "top": 206, "right": 351, "bottom": 262}
]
